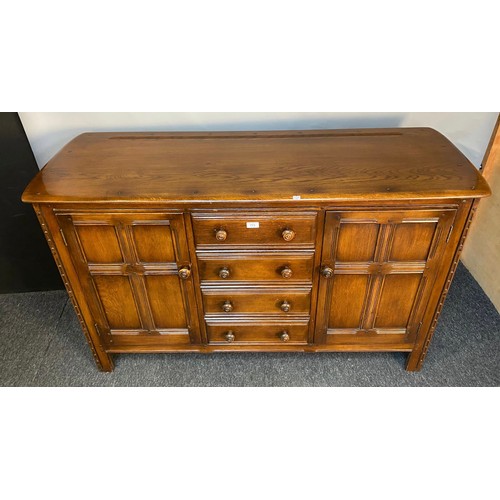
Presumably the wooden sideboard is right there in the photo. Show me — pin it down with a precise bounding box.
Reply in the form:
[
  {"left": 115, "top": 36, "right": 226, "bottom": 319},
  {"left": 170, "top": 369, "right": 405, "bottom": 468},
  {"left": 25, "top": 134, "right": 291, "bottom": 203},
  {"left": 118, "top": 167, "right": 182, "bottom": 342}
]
[{"left": 22, "top": 128, "right": 491, "bottom": 372}]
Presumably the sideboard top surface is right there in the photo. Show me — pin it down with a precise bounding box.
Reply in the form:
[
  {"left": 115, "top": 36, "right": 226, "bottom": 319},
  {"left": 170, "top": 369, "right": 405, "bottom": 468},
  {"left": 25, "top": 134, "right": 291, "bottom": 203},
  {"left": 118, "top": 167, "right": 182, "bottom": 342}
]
[{"left": 22, "top": 128, "right": 491, "bottom": 204}]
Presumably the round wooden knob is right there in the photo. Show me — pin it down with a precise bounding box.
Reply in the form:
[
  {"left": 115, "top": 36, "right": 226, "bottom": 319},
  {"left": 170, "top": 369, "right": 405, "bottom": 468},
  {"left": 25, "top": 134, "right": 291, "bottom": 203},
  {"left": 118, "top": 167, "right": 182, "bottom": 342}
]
[
  {"left": 281, "top": 266, "right": 293, "bottom": 279},
  {"left": 282, "top": 229, "right": 295, "bottom": 242},
  {"left": 280, "top": 300, "right": 291, "bottom": 312},
  {"left": 178, "top": 266, "right": 191, "bottom": 279},
  {"left": 215, "top": 228, "right": 227, "bottom": 241},
  {"left": 280, "top": 331, "right": 290, "bottom": 342},
  {"left": 225, "top": 331, "right": 235, "bottom": 342},
  {"left": 219, "top": 267, "right": 230, "bottom": 279},
  {"left": 321, "top": 266, "right": 334, "bottom": 278},
  {"left": 222, "top": 300, "right": 233, "bottom": 312}
]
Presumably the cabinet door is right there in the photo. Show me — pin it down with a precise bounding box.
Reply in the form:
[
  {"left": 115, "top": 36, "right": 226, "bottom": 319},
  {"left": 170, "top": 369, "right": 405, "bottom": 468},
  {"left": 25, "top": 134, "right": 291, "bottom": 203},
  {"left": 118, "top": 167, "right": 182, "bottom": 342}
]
[
  {"left": 57, "top": 212, "right": 200, "bottom": 347},
  {"left": 316, "top": 209, "right": 455, "bottom": 348}
]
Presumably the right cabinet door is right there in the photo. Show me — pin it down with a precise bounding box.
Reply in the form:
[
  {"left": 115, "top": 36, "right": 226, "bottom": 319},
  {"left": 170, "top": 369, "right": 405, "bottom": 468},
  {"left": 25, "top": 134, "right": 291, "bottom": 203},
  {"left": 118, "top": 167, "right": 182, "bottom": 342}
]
[{"left": 315, "top": 208, "right": 456, "bottom": 348}]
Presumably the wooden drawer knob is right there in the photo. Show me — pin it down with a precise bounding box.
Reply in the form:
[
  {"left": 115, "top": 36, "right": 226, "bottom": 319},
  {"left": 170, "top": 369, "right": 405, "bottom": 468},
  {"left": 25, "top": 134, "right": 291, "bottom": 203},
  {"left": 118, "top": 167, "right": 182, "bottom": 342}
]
[
  {"left": 225, "top": 331, "right": 235, "bottom": 342},
  {"left": 280, "top": 300, "right": 291, "bottom": 312},
  {"left": 282, "top": 229, "right": 295, "bottom": 241},
  {"left": 280, "top": 331, "right": 290, "bottom": 342},
  {"left": 222, "top": 300, "right": 233, "bottom": 312},
  {"left": 178, "top": 266, "right": 191, "bottom": 279},
  {"left": 219, "top": 267, "right": 231, "bottom": 279},
  {"left": 215, "top": 228, "right": 227, "bottom": 241},
  {"left": 281, "top": 266, "right": 293, "bottom": 279},
  {"left": 321, "top": 266, "right": 334, "bottom": 278}
]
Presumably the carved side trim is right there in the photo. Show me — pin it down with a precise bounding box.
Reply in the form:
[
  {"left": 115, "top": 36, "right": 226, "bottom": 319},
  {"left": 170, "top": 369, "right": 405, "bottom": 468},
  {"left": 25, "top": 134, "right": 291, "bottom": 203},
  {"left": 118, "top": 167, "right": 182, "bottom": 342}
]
[
  {"left": 414, "top": 201, "right": 479, "bottom": 370},
  {"left": 34, "top": 205, "right": 104, "bottom": 370}
]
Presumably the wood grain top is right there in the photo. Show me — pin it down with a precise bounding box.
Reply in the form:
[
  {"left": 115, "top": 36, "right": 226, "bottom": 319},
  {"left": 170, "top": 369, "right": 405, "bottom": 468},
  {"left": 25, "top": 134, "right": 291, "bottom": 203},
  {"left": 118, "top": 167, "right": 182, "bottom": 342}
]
[{"left": 22, "top": 128, "right": 491, "bottom": 204}]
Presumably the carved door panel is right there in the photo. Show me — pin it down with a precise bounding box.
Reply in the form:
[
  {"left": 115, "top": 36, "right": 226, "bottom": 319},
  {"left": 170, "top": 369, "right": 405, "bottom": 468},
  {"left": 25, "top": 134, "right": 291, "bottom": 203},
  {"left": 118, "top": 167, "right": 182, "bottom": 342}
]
[
  {"left": 316, "top": 209, "right": 456, "bottom": 347},
  {"left": 57, "top": 212, "right": 200, "bottom": 346}
]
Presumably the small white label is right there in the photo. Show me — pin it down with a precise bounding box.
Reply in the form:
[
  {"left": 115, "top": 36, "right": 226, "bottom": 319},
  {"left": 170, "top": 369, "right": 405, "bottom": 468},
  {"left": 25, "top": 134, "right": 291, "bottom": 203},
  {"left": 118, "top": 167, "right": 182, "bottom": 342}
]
[
  {"left": 246, "top": 222, "right": 259, "bottom": 228},
  {"left": 292, "top": 195, "right": 301, "bottom": 200}
]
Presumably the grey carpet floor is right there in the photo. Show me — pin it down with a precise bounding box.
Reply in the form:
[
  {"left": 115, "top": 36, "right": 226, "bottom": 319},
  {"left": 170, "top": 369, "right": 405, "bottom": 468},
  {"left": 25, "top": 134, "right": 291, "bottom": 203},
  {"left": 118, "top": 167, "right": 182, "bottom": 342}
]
[{"left": 1, "top": 263, "right": 498, "bottom": 386}]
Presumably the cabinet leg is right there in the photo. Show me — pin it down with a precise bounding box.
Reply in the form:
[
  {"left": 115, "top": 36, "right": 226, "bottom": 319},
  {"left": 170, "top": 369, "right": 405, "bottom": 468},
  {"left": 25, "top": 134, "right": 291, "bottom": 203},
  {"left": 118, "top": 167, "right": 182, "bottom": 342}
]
[
  {"left": 79, "top": 325, "right": 114, "bottom": 372},
  {"left": 96, "top": 351, "right": 114, "bottom": 372},
  {"left": 406, "top": 350, "right": 424, "bottom": 371}
]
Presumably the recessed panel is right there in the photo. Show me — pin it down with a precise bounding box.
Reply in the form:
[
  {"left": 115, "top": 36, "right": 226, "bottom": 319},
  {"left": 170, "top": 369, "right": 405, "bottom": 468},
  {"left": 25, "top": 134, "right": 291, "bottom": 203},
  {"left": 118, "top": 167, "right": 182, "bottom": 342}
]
[
  {"left": 76, "top": 225, "right": 123, "bottom": 263},
  {"left": 336, "top": 223, "right": 379, "bottom": 262},
  {"left": 132, "top": 224, "right": 176, "bottom": 263},
  {"left": 374, "top": 274, "right": 422, "bottom": 328},
  {"left": 93, "top": 276, "right": 141, "bottom": 329},
  {"left": 389, "top": 222, "right": 436, "bottom": 261},
  {"left": 328, "top": 275, "right": 369, "bottom": 329},
  {"left": 144, "top": 275, "right": 187, "bottom": 329}
]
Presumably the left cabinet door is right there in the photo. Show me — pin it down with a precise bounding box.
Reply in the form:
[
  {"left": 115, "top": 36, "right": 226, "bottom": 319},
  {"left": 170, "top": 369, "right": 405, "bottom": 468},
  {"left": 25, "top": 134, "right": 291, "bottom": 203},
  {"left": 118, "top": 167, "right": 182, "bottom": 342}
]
[{"left": 57, "top": 212, "right": 201, "bottom": 348}]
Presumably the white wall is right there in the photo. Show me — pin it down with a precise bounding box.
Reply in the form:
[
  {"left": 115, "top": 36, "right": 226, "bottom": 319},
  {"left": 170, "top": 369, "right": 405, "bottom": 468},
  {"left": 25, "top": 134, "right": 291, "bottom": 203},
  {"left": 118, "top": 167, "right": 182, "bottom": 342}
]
[{"left": 19, "top": 112, "right": 498, "bottom": 170}]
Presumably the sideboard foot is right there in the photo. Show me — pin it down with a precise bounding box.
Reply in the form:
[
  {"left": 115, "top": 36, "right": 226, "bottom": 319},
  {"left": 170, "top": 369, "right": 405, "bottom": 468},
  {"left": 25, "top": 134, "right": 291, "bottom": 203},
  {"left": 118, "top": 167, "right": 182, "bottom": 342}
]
[
  {"left": 405, "top": 351, "right": 424, "bottom": 372},
  {"left": 96, "top": 352, "right": 114, "bottom": 372}
]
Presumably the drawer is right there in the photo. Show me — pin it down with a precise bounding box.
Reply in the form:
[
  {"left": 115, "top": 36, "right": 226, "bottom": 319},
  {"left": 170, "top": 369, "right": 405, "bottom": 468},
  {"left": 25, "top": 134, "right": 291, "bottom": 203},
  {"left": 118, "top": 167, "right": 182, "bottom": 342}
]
[
  {"left": 197, "top": 251, "right": 314, "bottom": 283},
  {"left": 202, "top": 287, "right": 311, "bottom": 314},
  {"left": 191, "top": 212, "right": 317, "bottom": 247},
  {"left": 206, "top": 320, "right": 309, "bottom": 345}
]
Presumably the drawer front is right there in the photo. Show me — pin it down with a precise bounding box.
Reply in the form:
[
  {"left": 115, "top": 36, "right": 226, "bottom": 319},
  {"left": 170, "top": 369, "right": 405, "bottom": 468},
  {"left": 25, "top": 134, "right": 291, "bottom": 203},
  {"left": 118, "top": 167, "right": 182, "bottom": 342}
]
[
  {"left": 206, "top": 321, "right": 309, "bottom": 344},
  {"left": 202, "top": 287, "right": 311, "bottom": 315},
  {"left": 192, "top": 212, "right": 317, "bottom": 247},
  {"left": 197, "top": 252, "right": 314, "bottom": 283}
]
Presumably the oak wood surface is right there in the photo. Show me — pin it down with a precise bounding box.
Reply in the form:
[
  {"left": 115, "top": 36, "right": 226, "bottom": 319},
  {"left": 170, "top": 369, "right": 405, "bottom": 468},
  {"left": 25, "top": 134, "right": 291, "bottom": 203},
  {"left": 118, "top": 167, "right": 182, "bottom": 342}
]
[
  {"left": 192, "top": 211, "right": 317, "bottom": 247},
  {"left": 21, "top": 128, "right": 491, "bottom": 372},
  {"left": 36, "top": 204, "right": 114, "bottom": 370},
  {"left": 197, "top": 250, "right": 314, "bottom": 284},
  {"left": 57, "top": 211, "right": 201, "bottom": 345},
  {"left": 205, "top": 320, "right": 309, "bottom": 345},
  {"left": 201, "top": 287, "right": 311, "bottom": 315},
  {"left": 22, "top": 128, "right": 490, "bottom": 204},
  {"left": 315, "top": 207, "right": 455, "bottom": 348},
  {"left": 406, "top": 200, "right": 476, "bottom": 370}
]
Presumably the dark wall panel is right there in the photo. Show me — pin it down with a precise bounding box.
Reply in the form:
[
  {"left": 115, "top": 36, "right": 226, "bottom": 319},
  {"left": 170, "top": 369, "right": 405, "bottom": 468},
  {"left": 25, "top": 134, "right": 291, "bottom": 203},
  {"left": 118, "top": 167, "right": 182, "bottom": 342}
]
[{"left": 0, "top": 112, "right": 63, "bottom": 293}]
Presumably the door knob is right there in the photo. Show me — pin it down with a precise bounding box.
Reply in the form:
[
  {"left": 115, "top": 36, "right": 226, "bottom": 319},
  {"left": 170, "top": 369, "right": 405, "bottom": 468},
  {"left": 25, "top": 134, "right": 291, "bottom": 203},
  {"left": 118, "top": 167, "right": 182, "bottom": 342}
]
[
  {"left": 178, "top": 266, "right": 191, "bottom": 279},
  {"left": 219, "top": 267, "right": 230, "bottom": 279},
  {"left": 215, "top": 228, "right": 227, "bottom": 241},
  {"left": 282, "top": 229, "right": 295, "bottom": 241},
  {"left": 222, "top": 300, "right": 233, "bottom": 312},
  {"left": 280, "top": 300, "right": 291, "bottom": 312},
  {"left": 321, "top": 266, "right": 334, "bottom": 278},
  {"left": 280, "top": 331, "right": 290, "bottom": 342}
]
